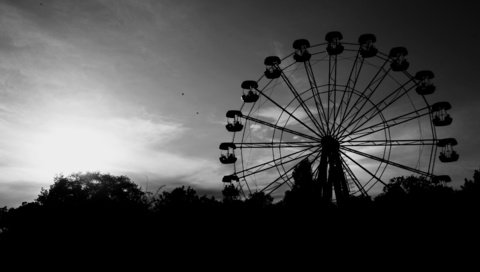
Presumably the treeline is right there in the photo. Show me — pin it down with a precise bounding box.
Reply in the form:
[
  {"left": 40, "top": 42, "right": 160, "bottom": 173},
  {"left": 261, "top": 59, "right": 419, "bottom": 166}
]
[{"left": 0, "top": 169, "right": 479, "bottom": 246}]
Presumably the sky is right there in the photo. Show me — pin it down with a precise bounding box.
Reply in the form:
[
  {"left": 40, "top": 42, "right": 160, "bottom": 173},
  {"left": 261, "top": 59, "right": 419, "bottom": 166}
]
[{"left": 0, "top": 0, "right": 479, "bottom": 207}]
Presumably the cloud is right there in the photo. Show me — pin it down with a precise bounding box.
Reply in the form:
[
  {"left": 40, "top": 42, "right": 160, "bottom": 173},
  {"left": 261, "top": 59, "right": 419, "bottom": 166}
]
[
  {"left": 0, "top": 181, "right": 41, "bottom": 207},
  {"left": 256, "top": 105, "right": 308, "bottom": 126},
  {"left": 0, "top": 111, "right": 223, "bottom": 206},
  {"left": 0, "top": 1, "right": 231, "bottom": 207},
  {"left": 0, "top": 32, "right": 20, "bottom": 53},
  {"left": 272, "top": 41, "right": 286, "bottom": 59}
]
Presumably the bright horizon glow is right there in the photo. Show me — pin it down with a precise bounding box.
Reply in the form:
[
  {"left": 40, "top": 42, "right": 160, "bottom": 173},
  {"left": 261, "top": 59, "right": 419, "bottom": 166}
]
[{"left": 27, "top": 124, "right": 125, "bottom": 175}]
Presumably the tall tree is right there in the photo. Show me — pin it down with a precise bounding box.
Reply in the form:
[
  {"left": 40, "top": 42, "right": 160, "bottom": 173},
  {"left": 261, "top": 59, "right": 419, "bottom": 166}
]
[
  {"left": 36, "top": 172, "right": 146, "bottom": 209},
  {"left": 283, "top": 159, "right": 322, "bottom": 207}
]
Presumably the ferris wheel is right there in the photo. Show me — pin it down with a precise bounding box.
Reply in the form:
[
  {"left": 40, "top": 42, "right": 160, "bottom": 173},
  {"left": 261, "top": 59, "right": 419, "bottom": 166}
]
[{"left": 219, "top": 32, "right": 458, "bottom": 203}]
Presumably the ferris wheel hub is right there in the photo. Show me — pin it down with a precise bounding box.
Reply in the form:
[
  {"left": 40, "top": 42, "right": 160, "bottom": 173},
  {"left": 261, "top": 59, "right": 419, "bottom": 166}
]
[{"left": 320, "top": 135, "right": 340, "bottom": 153}]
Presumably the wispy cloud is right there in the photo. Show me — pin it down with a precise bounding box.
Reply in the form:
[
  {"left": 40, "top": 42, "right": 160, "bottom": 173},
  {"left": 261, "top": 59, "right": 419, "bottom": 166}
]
[
  {"left": 256, "top": 105, "right": 308, "bottom": 126},
  {"left": 0, "top": 110, "right": 223, "bottom": 206},
  {"left": 0, "top": 1, "right": 225, "bottom": 206}
]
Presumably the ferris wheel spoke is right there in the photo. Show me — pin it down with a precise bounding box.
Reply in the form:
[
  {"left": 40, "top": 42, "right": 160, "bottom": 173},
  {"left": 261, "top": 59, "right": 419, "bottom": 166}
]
[
  {"left": 339, "top": 150, "right": 388, "bottom": 187},
  {"left": 340, "top": 150, "right": 386, "bottom": 194},
  {"left": 341, "top": 78, "right": 417, "bottom": 137},
  {"left": 340, "top": 139, "right": 438, "bottom": 147},
  {"left": 261, "top": 148, "right": 321, "bottom": 194},
  {"left": 254, "top": 87, "right": 323, "bottom": 138},
  {"left": 308, "top": 150, "right": 324, "bottom": 178},
  {"left": 326, "top": 55, "right": 334, "bottom": 134},
  {"left": 339, "top": 156, "right": 368, "bottom": 197},
  {"left": 260, "top": 158, "right": 302, "bottom": 194},
  {"left": 338, "top": 68, "right": 392, "bottom": 138},
  {"left": 334, "top": 51, "right": 364, "bottom": 135},
  {"left": 239, "top": 146, "right": 315, "bottom": 177},
  {"left": 340, "top": 146, "right": 433, "bottom": 177},
  {"left": 234, "top": 141, "right": 318, "bottom": 149},
  {"left": 277, "top": 147, "right": 322, "bottom": 183},
  {"left": 243, "top": 115, "right": 320, "bottom": 142},
  {"left": 330, "top": 55, "right": 340, "bottom": 133},
  {"left": 335, "top": 58, "right": 388, "bottom": 136},
  {"left": 236, "top": 146, "right": 318, "bottom": 179},
  {"left": 334, "top": 58, "right": 390, "bottom": 137},
  {"left": 332, "top": 97, "right": 367, "bottom": 139},
  {"left": 343, "top": 106, "right": 429, "bottom": 140},
  {"left": 277, "top": 68, "right": 325, "bottom": 135},
  {"left": 277, "top": 146, "right": 322, "bottom": 189},
  {"left": 342, "top": 106, "right": 430, "bottom": 141},
  {"left": 260, "top": 171, "right": 293, "bottom": 195},
  {"left": 304, "top": 61, "right": 328, "bottom": 134}
]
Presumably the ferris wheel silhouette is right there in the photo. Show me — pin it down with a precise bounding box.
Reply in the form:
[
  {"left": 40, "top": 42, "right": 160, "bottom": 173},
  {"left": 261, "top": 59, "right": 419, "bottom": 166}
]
[{"left": 219, "top": 32, "right": 458, "bottom": 203}]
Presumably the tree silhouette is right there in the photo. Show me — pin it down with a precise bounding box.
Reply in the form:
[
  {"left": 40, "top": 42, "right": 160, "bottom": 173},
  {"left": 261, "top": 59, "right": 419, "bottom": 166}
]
[
  {"left": 283, "top": 159, "right": 323, "bottom": 208},
  {"left": 222, "top": 184, "right": 240, "bottom": 203},
  {"left": 246, "top": 191, "right": 273, "bottom": 208},
  {"left": 375, "top": 175, "right": 455, "bottom": 210},
  {"left": 459, "top": 168, "right": 480, "bottom": 208},
  {"left": 37, "top": 172, "right": 146, "bottom": 208},
  {"left": 0, "top": 206, "right": 8, "bottom": 234},
  {"left": 3, "top": 168, "right": 479, "bottom": 246},
  {"left": 462, "top": 169, "right": 480, "bottom": 195},
  {"left": 154, "top": 186, "right": 201, "bottom": 210},
  {"left": 1, "top": 172, "right": 149, "bottom": 245}
]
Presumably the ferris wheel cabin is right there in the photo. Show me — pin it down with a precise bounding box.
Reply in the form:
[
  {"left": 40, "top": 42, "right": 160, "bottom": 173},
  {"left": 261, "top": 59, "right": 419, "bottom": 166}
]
[
  {"left": 222, "top": 174, "right": 239, "bottom": 183},
  {"left": 264, "top": 56, "right": 282, "bottom": 79},
  {"left": 431, "top": 101, "right": 453, "bottom": 126},
  {"left": 225, "top": 110, "right": 243, "bottom": 132},
  {"left": 293, "top": 39, "right": 312, "bottom": 62},
  {"left": 358, "top": 33, "right": 378, "bottom": 58},
  {"left": 389, "top": 47, "right": 409, "bottom": 71},
  {"left": 415, "top": 70, "right": 436, "bottom": 95},
  {"left": 219, "top": 142, "right": 237, "bottom": 164},
  {"left": 325, "top": 31, "right": 344, "bottom": 55},
  {"left": 437, "top": 138, "right": 459, "bottom": 163},
  {"left": 241, "top": 80, "right": 259, "bottom": 103}
]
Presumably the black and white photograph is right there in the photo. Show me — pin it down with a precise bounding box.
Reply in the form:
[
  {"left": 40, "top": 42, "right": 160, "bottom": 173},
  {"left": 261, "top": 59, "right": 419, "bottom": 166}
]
[{"left": 0, "top": 0, "right": 479, "bottom": 258}]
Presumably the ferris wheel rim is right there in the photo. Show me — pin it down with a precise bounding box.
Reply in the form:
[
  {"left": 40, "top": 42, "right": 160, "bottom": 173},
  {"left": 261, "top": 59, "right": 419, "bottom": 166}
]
[
  {"left": 220, "top": 33, "right": 457, "bottom": 201},
  {"left": 235, "top": 44, "right": 434, "bottom": 195}
]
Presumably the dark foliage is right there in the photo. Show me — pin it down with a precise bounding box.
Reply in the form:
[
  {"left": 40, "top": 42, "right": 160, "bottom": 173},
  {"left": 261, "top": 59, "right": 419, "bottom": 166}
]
[
  {"left": 1, "top": 168, "right": 479, "bottom": 252},
  {"left": 461, "top": 169, "right": 480, "bottom": 198},
  {"left": 375, "top": 175, "right": 456, "bottom": 208},
  {"left": 221, "top": 183, "right": 240, "bottom": 203},
  {"left": 283, "top": 159, "right": 323, "bottom": 208},
  {"left": 36, "top": 172, "right": 146, "bottom": 209},
  {"left": 245, "top": 191, "right": 273, "bottom": 208}
]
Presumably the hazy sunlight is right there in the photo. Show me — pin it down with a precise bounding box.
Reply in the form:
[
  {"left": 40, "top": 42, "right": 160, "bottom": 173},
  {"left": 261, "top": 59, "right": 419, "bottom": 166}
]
[{"left": 28, "top": 124, "right": 125, "bottom": 175}]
